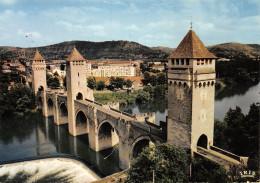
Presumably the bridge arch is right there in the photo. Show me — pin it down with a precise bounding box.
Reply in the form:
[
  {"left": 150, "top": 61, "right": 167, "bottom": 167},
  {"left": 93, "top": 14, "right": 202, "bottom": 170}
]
[
  {"left": 59, "top": 102, "right": 68, "bottom": 117},
  {"left": 47, "top": 98, "right": 53, "bottom": 110},
  {"left": 130, "top": 136, "right": 154, "bottom": 159},
  {"left": 197, "top": 134, "right": 208, "bottom": 149},
  {"left": 97, "top": 121, "right": 119, "bottom": 151},
  {"left": 38, "top": 86, "right": 44, "bottom": 92},
  {"left": 76, "top": 110, "right": 87, "bottom": 127}
]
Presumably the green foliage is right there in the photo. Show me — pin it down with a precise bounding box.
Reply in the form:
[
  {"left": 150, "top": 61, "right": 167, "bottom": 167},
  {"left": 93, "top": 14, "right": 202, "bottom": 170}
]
[
  {"left": 125, "top": 143, "right": 189, "bottom": 183},
  {"left": 87, "top": 77, "right": 96, "bottom": 89},
  {"left": 150, "top": 75, "right": 157, "bottom": 86},
  {"left": 0, "top": 84, "right": 37, "bottom": 118},
  {"left": 136, "top": 91, "right": 151, "bottom": 103},
  {"left": 125, "top": 79, "right": 132, "bottom": 88},
  {"left": 109, "top": 77, "right": 125, "bottom": 89},
  {"left": 216, "top": 58, "right": 259, "bottom": 83},
  {"left": 157, "top": 72, "right": 167, "bottom": 85},
  {"left": 191, "top": 158, "right": 228, "bottom": 183},
  {"left": 154, "top": 85, "right": 167, "bottom": 99},
  {"left": 96, "top": 80, "right": 105, "bottom": 90},
  {"left": 142, "top": 71, "right": 150, "bottom": 86},
  {"left": 47, "top": 76, "right": 60, "bottom": 88},
  {"left": 214, "top": 103, "right": 259, "bottom": 179},
  {"left": 94, "top": 91, "right": 139, "bottom": 105},
  {"left": 143, "top": 86, "right": 154, "bottom": 96}
]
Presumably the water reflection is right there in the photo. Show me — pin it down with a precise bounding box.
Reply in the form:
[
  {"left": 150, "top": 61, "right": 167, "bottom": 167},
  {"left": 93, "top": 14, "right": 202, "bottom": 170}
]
[{"left": 0, "top": 113, "right": 121, "bottom": 177}]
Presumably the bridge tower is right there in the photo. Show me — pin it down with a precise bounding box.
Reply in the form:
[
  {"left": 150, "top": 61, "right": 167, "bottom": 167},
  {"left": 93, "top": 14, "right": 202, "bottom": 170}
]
[
  {"left": 66, "top": 47, "right": 93, "bottom": 136},
  {"left": 167, "top": 29, "right": 217, "bottom": 153},
  {"left": 31, "top": 49, "right": 48, "bottom": 117}
]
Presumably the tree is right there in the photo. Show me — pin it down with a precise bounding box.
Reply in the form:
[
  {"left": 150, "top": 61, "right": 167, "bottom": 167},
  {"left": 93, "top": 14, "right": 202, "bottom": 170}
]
[
  {"left": 157, "top": 72, "right": 167, "bottom": 85},
  {"left": 47, "top": 76, "right": 60, "bottom": 88},
  {"left": 191, "top": 158, "right": 229, "bottom": 183},
  {"left": 0, "top": 84, "right": 37, "bottom": 117},
  {"left": 96, "top": 80, "right": 105, "bottom": 90},
  {"left": 150, "top": 75, "right": 157, "bottom": 86},
  {"left": 142, "top": 71, "right": 150, "bottom": 86},
  {"left": 125, "top": 79, "right": 132, "bottom": 88},
  {"left": 125, "top": 143, "right": 189, "bottom": 183},
  {"left": 143, "top": 86, "right": 154, "bottom": 96},
  {"left": 87, "top": 77, "right": 96, "bottom": 89},
  {"left": 154, "top": 85, "right": 166, "bottom": 99},
  {"left": 136, "top": 91, "right": 150, "bottom": 103}
]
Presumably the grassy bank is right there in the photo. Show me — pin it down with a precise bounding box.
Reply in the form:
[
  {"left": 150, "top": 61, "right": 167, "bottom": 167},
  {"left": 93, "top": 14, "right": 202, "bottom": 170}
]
[{"left": 94, "top": 90, "right": 139, "bottom": 105}]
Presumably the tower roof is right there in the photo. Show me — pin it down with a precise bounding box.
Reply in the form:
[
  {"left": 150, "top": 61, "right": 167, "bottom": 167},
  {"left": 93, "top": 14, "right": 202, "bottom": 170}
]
[
  {"left": 168, "top": 30, "right": 217, "bottom": 59},
  {"left": 66, "top": 47, "right": 86, "bottom": 61},
  {"left": 31, "top": 49, "right": 45, "bottom": 60}
]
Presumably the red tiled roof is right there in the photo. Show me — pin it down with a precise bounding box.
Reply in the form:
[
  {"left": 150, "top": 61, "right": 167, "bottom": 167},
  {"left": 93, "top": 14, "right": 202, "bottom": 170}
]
[{"left": 168, "top": 30, "right": 217, "bottom": 59}]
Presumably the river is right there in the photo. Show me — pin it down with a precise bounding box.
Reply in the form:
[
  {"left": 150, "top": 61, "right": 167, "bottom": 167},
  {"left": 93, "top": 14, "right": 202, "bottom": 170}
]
[
  {"left": 0, "top": 82, "right": 259, "bottom": 181},
  {"left": 120, "top": 82, "right": 260, "bottom": 124}
]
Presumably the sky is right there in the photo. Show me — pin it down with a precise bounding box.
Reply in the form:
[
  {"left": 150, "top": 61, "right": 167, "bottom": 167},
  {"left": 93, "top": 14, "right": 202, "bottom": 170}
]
[{"left": 0, "top": 0, "right": 259, "bottom": 48}]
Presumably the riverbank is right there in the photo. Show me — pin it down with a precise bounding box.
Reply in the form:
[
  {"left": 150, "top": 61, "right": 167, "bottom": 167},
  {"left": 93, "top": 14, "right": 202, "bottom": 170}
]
[{"left": 0, "top": 157, "right": 100, "bottom": 183}]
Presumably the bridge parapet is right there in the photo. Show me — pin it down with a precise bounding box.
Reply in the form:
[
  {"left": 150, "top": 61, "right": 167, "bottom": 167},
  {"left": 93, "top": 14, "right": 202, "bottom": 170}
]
[{"left": 210, "top": 146, "right": 248, "bottom": 166}]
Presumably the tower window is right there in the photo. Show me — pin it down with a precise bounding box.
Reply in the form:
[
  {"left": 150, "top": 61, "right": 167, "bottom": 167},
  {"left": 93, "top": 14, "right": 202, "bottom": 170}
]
[
  {"left": 181, "top": 59, "right": 184, "bottom": 65},
  {"left": 171, "top": 59, "right": 174, "bottom": 65},
  {"left": 209, "top": 59, "right": 212, "bottom": 64},
  {"left": 205, "top": 59, "right": 208, "bottom": 64},
  {"left": 176, "top": 59, "right": 179, "bottom": 65},
  {"left": 201, "top": 59, "right": 204, "bottom": 65},
  {"left": 78, "top": 72, "right": 79, "bottom": 77},
  {"left": 186, "top": 59, "right": 190, "bottom": 65},
  {"left": 197, "top": 59, "right": 200, "bottom": 65}
]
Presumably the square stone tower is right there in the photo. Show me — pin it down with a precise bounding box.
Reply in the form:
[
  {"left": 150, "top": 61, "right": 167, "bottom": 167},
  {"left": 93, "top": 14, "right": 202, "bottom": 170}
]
[
  {"left": 31, "top": 49, "right": 47, "bottom": 94},
  {"left": 167, "top": 29, "right": 217, "bottom": 153},
  {"left": 66, "top": 47, "right": 93, "bottom": 136}
]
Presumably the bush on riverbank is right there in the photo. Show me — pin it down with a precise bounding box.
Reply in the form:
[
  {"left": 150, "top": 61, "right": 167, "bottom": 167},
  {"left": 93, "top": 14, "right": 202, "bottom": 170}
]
[
  {"left": 0, "top": 84, "right": 37, "bottom": 118},
  {"left": 94, "top": 90, "right": 139, "bottom": 105}
]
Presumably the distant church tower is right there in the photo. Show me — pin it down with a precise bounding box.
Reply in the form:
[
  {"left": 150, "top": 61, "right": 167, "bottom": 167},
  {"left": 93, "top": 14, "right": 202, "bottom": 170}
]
[
  {"left": 31, "top": 49, "right": 47, "bottom": 94},
  {"left": 167, "top": 29, "right": 217, "bottom": 153},
  {"left": 66, "top": 47, "right": 94, "bottom": 136}
]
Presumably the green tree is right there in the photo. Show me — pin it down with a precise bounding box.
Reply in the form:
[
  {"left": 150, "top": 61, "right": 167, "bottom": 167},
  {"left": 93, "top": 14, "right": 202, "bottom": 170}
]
[
  {"left": 125, "top": 79, "right": 132, "bottom": 88},
  {"left": 150, "top": 75, "right": 157, "bottom": 86},
  {"left": 191, "top": 158, "right": 229, "bottom": 183},
  {"left": 157, "top": 72, "right": 167, "bottom": 85},
  {"left": 0, "top": 84, "right": 37, "bottom": 117},
  {"left": 142, "top": 71, "right": 150, "bottom": 86},
  {"left": 143, "top": 86, "right": 154, "bottom": 96},
  {"left": 47, "top": 76, "right": 60, "bottom": 88},
  {"left": 115, "top": 77, "right": 125, "bottom": 89},
  {"left": 154, "top": 85, "right": 166, "bottom": 99},
  {"left": 87, "top": 77, "right": 96, "bottom": 89},
  {"left": 126, "top": 143, "right": 189, "bottom": 183},
  {"left": 96, "top": 80, "right": 105, "bottom": 90},
  {"left": 136, "top": 91, "right": 150, "bottom": 103},
  {"left": 213, "top": 119, "right": 228, "bottom": 147}
]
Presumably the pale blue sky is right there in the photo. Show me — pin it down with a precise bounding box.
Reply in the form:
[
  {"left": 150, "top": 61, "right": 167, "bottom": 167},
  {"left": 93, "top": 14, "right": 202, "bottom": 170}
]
[{"left": 0, "top": 0, "right": 259, "bottom": 48}]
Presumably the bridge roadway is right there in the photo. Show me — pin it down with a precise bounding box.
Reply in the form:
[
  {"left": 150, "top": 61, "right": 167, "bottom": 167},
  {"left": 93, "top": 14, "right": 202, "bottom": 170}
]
[
  {"left": 196, "top": 146, "right": 241, "bottom": 168},
  {"left": 76, "top": 99, "right": 164, "bottom": 139}
]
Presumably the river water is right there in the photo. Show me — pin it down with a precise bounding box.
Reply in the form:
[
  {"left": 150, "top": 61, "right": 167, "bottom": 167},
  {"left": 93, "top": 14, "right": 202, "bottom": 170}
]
[
  {"left": 120, "top": 82, "right": 260, "bottom": 124},
  {"left": 0, "top": 82, "right": 259, "bottom": 181}
]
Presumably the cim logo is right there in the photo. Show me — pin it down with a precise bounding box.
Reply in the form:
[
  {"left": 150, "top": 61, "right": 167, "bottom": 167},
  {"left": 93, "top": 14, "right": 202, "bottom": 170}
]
[{"left": 240, "top": 170, "right": 256, "bottom": 178}]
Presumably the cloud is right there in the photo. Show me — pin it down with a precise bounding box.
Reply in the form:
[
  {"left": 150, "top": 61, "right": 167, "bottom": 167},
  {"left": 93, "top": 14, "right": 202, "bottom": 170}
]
[
  {"left": 0, "top": 0, "right": 15, "bottom": 5},
  {"left": 125, "top": 24, "right": 139, "bottom": 31}
]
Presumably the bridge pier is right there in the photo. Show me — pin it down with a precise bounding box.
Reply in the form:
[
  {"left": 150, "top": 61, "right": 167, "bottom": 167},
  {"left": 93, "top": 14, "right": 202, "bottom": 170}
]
[
  {"left": 88, "top": 108, "right": 99, "bottom": 151},
  {"left": 53, "top": 94, "right": 59, "bottom": 125},
  {"left": 41, "top": 91, "right": 48, "bottom": 118}
]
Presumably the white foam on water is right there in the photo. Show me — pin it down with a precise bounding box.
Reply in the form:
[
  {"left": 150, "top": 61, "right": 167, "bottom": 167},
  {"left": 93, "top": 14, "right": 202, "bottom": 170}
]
[{"left": 0, "top": 158, "right": 100, "bottom": 183}]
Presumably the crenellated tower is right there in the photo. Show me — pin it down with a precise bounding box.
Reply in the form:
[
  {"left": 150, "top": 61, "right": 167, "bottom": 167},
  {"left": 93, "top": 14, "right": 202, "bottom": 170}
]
[{"left": 167, "top": 29, "right": 217, "bottom": 153}]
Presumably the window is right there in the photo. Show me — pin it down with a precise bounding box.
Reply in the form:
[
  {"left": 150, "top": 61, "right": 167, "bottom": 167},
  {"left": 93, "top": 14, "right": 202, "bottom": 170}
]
[
  {"left": 176, "top": 59, "right": 179, "bottom": 65},
  {"left": 209, "top": 59, "right": 212, "bottom": 64},
  {"left": 171, "top": 59, "right": 174, "bottom": 65},
  {"left": 205, "top": 59, "right": 208, "bottom": 64},
  {"left": 181, "top": 59, "right": 184, "bottom": 65},
  {"left": 201, "top": 59, "right": 204, "bottom": 65},
  {"left": 186, "top": 59, "right": 190, "bottom": 65},
  {"left": 197, "top": 59, "right": 200, "bottom": 65}
]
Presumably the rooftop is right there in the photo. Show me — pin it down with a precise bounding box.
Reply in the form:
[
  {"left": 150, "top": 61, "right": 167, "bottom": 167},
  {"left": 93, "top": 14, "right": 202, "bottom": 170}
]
[
  {"left": 66, "top": 47, "right": 86, "bottom": 61},
  {"left": 31, "top": 49, "right": 45, "bottom": 60},
  {"left": 168, "top": 30, "right": 217, "bottom": 59}
]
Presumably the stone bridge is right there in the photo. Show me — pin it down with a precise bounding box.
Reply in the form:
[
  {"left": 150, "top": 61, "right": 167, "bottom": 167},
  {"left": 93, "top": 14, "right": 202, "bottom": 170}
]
[{"left": 39, "top": 90, "right": 165, "bottom": 169}]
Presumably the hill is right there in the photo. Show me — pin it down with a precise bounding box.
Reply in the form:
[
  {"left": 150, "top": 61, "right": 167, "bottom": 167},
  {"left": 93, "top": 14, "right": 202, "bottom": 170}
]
[
  {"left": 207, "top": 43, "right": 260, "bottom": 58},
  {"left": 0, "top": 41, "right": 259, "bottom": 62},
  {"left": 0, "top": 40, "right": 168, "bottom": 61}
]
